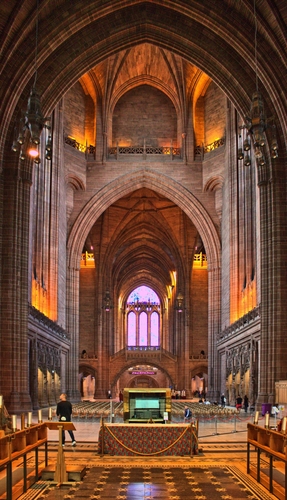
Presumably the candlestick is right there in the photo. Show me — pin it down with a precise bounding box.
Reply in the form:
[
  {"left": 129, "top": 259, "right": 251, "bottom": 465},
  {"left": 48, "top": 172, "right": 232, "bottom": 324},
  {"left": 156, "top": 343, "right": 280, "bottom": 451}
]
[
  {"left": 48, "top": 407, "right": 52, "bottom": 420},
  {"left": 282, "top": 416, "right": 287, "bottom": 433},
  {"left": 0, "top": 395, "right": 3, "bottom": 408},
  {"left": 27, "top": 412, "right": 32, "bottom": 427},
  {"left": 38, "top": 409, "right": 42, "bottom": 423},
  {"left": 265, "top": 412, "right": 270, "bottom": 428},
  {"left": 12, "top": 415, "right": 17, "bottom": 432},
  {"left": 254, "top": 411, "right": 259, "bottom": 425}
]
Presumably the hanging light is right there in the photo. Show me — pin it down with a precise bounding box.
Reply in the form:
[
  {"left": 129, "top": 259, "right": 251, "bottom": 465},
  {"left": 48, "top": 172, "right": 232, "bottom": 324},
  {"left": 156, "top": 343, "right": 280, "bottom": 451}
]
[
  {"left": 12, "top": 127, "right": 19, "bottom": 152},
  {"left": 254, "top": 146, "right": 263, "bottom": 159},
  {"left": 34, "top": 155, "right": 41, "bottom": 165},
  {"left": 19, "top": 149, "right": 26, "bottom": 161},
  {"left": 25, "top": 87, "right": 44, "bottom": 145},
  {"left": 28, "top": 143, "right": 40, "bottom": 158},
  {"left": 46, "top": 134, "right": 52, "bottom": 152},
  {"left": 238, "top": 0, "right": 278, "bottom": 166},
  {"left": 12, "top": 0, "right": 51, "bottom": 163},
  {"left": 244, "top": 154, "right": 251, "bottom": 167},
  {"left": 243, "top": 138, "right": 251, "bottom": 151},
  {"left": 258, "top": 155, "right": 266, "bottom": 167},
  {"left": 103, "top": 291, "right": 112, "bottom": 312},
  {"left": 176, "top": 293, "right": 184, "bottom": 312},
  {"left": 237, "top": 134, "right": 244, "bottom": 160},
  {"left": 238, "top": 148, "right": 244, "bottom": 161}
]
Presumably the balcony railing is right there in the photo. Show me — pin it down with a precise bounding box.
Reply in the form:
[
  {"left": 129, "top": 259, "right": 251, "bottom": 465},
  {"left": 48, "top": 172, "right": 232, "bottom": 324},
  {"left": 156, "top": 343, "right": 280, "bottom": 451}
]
[
  {"left": 64, "top": 136, "right": 96, "bottom": 159},
  {"left": 125, "top": 346, "right": 161, "bottom": 360},
  {"left": 219, "top": 306, "right": 260, "bottom": 340},
  {"left": 109, "top": 144, "right": 181, "bottom": 160}
]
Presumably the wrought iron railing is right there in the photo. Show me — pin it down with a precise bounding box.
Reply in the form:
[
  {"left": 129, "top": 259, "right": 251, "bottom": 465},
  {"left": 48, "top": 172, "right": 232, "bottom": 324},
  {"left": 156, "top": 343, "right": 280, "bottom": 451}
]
[
  {"left": 64, "top": 136, "right": 95, "bottom": 158},
  {"left": 204, "top": 137, "right": 225, "bottom": 153},
  {"left": 109, "top": 145, "right": 181, "bottom": 158},
  {"left": 64, "top": 135, "right": 224, "bottom": 161}
]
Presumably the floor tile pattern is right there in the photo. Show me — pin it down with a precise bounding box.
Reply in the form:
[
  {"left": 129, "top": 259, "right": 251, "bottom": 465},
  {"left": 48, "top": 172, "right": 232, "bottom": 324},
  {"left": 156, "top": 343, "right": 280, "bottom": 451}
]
[{"left": 33, "top": 465, "right": 271, "bottom": 500}]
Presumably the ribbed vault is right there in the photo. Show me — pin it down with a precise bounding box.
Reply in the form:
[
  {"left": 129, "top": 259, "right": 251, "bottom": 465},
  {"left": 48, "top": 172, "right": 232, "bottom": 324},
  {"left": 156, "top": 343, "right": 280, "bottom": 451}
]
[
  {"left": 1, "top": 0, "right": 286, "bottom": 159},
  {"left": 67, "top": 169, "right": 221, "bottom": 272}
]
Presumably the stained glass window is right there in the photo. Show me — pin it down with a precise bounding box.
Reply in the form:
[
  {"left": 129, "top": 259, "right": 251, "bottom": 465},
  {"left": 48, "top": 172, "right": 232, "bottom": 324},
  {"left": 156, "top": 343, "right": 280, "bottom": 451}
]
[
  {"left": 150, "top": 311, "right": 159, "bottom": 346},
  {"left": 139, "top": 312, "right": 148, "bottom": 345},
  {"left": 128, "top": 312, "right": 136, "bottom": 346},
  {"left": 126, "top": 286, "right": 160, "bottom": 347},
  {"left": 127, "top": 286, "right": 160, "bottom": 304}
]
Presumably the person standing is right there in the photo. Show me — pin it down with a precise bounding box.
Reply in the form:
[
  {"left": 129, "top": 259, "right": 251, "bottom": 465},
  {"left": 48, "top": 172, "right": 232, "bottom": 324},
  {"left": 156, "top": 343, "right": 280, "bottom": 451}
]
[
  {"left": 236, "top": 395, "right": 243, "bottom": 410},
  {"left": 56, "top": 393, "right": 76, "bottom": 446},
  {"left": 243, "top": 395, "right": 249, "bottom": 413}
]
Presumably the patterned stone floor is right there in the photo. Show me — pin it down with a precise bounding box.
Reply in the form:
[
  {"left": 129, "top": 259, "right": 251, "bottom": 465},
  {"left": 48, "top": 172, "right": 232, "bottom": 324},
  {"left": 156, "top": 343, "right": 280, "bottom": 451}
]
[
  {"left": 19, "top": 461, "right": 276, "bottom": 500},
  {"left": 11, "top": 412, "right": 283, "bottom": 500}
]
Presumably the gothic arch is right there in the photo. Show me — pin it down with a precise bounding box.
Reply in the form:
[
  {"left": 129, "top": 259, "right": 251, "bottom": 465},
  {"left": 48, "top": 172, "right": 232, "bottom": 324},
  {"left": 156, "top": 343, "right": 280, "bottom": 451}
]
[
  {"left": 109, "top": 75, "right": 181, "bottom": 117},
  {"left": 110, "top": 360, "right": 175, "bottom": 390},
  {"left": 190, "top": 366, "right": 208, "bottom": 379},
  {"left": 67, "top": 168, "right": 221, "bottom": 271},
  {"left": 2, "top": 2, "right": 286, "bottom": 161}
]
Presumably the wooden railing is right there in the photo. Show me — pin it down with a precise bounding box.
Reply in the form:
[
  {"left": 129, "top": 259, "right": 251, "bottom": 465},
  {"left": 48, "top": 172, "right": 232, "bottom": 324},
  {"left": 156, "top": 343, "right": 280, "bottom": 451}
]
[
  {"left": 247, "top": 422, "right": 287, "bottom": 500},
  {"left": 0, "top": 423, "right": 48, "bottom": 500}
]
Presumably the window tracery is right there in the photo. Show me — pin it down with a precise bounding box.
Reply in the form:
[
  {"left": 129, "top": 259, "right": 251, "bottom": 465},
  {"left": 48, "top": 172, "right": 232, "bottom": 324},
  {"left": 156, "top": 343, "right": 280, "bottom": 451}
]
[{"left": 126, "top": 286, "right": 160, "bottom": 347}]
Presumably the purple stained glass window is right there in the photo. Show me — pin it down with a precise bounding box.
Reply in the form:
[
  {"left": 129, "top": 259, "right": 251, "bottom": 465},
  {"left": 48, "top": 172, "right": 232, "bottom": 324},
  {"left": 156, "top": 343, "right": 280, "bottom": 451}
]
[
  {"left": 150, "top": 311, "right": 159, "bottom": 346},
  {"left": 128, "top": 311, "right": 136, "bottom": 346},
  {"left": 127, "top": 286, "right": 160, "bottom": 304},
  {"left": 139, "top": 312, "right": 147, "bottom": 345},
  {"left": 127, "top": 286, "right": 160, "bottom": 347}
]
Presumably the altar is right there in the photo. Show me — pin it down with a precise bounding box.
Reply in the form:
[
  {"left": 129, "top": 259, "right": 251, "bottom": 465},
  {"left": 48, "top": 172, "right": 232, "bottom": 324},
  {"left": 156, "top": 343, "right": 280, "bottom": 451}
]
[{"left": 98, "top": 422, "right": 198, "bottom": 456}]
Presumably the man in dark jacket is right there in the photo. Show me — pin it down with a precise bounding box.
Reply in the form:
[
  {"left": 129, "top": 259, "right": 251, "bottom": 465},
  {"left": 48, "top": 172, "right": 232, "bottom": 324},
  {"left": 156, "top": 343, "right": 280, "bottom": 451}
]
[
  {"left": 56, "top": 393, "right": 76, "bottom": 446},
  {"left": 184, "top": 406, "right": 192, "bottom": 422}
]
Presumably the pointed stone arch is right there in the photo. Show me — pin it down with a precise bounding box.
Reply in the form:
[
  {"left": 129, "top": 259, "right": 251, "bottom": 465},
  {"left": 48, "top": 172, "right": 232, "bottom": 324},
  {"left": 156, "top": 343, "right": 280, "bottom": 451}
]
[
  {"left": 66, "top": 168, "right": 221, "bottom": 400},
  {"left": 67, "top": 168, "right": 221, "bottom": 270}
]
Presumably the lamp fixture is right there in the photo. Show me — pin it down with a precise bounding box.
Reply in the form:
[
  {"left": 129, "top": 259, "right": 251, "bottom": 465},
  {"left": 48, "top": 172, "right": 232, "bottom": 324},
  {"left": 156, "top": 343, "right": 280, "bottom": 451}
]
[
  {"left": 103, "top": 290, "right": 113, "bottom": 312},
  {"left": 176, "top": 292, "right": 184, "bottom": 313},
  {"left": 238, "top": 0, "right": 278, "bottom": 166},
  {"left": 11, "top": 0, "right": 51, "bottom": 164}
]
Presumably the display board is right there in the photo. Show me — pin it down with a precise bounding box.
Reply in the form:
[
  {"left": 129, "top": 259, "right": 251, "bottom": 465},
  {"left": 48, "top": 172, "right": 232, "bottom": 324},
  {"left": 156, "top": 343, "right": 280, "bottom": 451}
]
[{"left": 123, "top": 388, "right": 171, "bottom": 423}]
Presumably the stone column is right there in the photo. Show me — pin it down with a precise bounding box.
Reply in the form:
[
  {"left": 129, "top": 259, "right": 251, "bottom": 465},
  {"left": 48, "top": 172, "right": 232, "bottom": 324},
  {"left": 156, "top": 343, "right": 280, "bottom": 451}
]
[
  {"left": 255, "top": 158, "right": 270, "bottom": 406},
  {"left": 1, "top": 157, "right": 33, "bottom": 412},
  {"left": 66, "top": 266, "right": 81, "bottom": 401},
  {"left": 207, "top": 264, "right": 221, "bottom": 402},
  {"left": 255, "top": 155, "right": 287, "bottom": 407}
]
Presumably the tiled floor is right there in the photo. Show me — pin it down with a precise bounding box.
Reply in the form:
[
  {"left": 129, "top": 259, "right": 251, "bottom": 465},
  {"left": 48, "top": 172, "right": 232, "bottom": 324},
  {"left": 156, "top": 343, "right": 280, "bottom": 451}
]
[{"left": 10, "top": 406, "right": 282, "bottom": 500}]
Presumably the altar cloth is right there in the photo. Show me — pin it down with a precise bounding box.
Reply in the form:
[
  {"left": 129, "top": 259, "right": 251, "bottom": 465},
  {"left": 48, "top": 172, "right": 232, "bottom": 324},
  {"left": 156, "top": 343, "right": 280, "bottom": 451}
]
[{"left": 98, "top": 423, "right": 198, "bottom": 456}]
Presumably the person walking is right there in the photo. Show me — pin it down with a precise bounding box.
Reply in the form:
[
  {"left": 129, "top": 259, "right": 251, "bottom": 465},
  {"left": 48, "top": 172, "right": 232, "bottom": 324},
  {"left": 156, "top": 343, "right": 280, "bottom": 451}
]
[{"left": 56, "top": 393, "right": 76, "bottom": 446}]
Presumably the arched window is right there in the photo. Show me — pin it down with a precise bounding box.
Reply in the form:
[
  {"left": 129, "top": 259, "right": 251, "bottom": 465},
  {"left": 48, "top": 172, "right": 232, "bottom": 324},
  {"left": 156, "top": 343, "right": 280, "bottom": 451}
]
[
  {"left": 127, "top": 312, "right": 136, "bottom": 346},
  {"left": 126, "top": 286, "right": 160, "bottom": 348},
  {"left": 139, "top": 312, "right": 148, "bottom": 346},
  {"left": 150, "top": 311, "right": 159, "bottom": 346}
]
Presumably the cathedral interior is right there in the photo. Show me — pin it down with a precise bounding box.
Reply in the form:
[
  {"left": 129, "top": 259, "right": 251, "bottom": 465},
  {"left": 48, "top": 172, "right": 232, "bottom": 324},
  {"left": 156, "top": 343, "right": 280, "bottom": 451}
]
[{"left": 0, "top": 0, "right": 286, "bottom": 414}]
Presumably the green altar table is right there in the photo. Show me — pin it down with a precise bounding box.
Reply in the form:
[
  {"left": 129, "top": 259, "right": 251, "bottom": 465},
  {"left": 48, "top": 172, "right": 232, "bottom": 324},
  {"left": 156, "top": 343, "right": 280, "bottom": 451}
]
[{"left": 98, "top": 422, "right": 198, "bottom": 456}]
